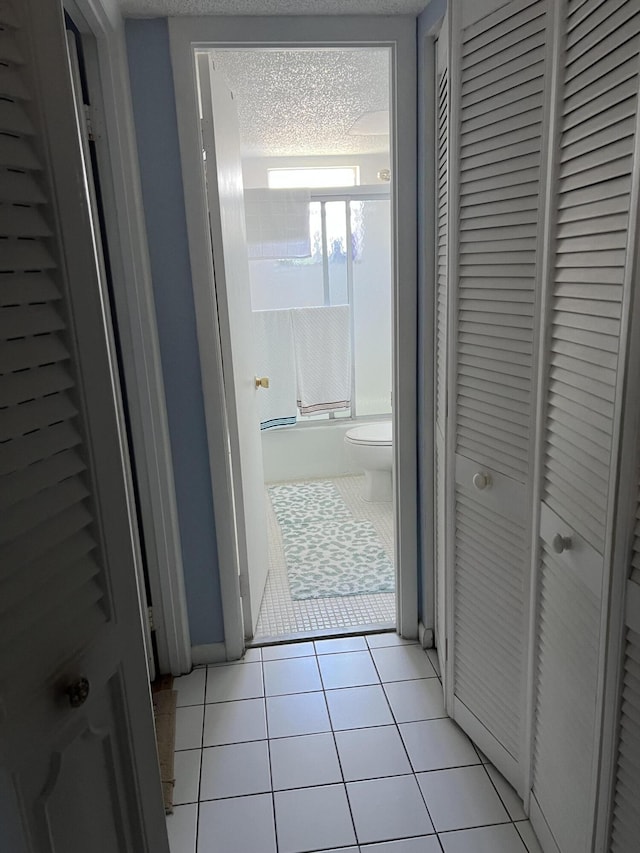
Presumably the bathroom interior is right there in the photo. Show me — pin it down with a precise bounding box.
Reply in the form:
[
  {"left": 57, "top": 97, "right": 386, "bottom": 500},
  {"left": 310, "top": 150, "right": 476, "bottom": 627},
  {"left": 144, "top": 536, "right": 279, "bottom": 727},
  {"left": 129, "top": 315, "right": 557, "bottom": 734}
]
[{"left": 210, "top": 47, "right": 396, "bottom": 642}]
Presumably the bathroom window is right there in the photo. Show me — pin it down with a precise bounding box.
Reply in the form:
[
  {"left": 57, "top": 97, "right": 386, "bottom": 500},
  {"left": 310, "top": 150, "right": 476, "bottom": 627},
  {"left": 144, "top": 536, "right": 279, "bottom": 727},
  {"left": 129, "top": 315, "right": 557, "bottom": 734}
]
[{"left": 267, "top": 166, "right": 359, "bottom": 189}]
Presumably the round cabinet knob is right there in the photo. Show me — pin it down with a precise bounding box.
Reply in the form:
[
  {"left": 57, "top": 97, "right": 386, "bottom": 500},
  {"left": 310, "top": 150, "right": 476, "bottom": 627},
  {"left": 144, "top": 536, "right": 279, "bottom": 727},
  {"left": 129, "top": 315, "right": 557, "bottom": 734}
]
[
  {"left": 472, "top": 471, "right": 492, "bottom": 491},
  {"left": 552, "top": 533, "right": 572, "bottom": 554},
  {"left": 66, "top": 677, "right": 90, "bottom": 708},
  {"left": 254, "top": 376, "right": 270, "bottom": 389}
]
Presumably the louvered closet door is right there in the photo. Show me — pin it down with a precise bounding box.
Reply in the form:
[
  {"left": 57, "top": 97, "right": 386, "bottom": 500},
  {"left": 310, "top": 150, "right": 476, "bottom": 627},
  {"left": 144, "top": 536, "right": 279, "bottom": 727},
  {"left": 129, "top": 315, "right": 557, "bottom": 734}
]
[
  {"left": 434, "top": 21, "right": 448, "bottom": 679},
  {"left": 448, "top": 0, "right": 548, "bottom": 789},
  {"left": 609, "top": 473, "right": 640, "bottom": 853},
  {"left": 0, "top": 2, "right": 166, "bottom": 849},
  {"left": 530, "top": 3, "right": 640, "bottom": 852}
]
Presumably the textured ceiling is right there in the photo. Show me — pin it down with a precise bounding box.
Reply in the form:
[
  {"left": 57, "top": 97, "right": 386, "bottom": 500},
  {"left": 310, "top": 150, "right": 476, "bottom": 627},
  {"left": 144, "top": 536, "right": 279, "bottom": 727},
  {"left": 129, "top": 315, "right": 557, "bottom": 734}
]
[
  {"left": 121, "top": 0, "right": 425, "bottom": 16},
  {"left": 211, "top": 48, "right": 390, "bottom": 157}
]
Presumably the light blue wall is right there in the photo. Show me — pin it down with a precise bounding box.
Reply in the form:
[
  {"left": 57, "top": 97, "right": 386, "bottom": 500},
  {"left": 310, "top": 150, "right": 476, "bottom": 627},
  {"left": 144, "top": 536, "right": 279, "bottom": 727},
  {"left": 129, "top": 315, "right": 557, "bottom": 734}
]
[{"left": 125, "top": 18, "right": 225, "bottom": 647}]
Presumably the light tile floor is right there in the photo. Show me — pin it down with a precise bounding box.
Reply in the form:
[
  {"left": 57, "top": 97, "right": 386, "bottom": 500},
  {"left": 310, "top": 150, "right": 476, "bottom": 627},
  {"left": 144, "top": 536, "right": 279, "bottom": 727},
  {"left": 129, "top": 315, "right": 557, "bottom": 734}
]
[
  {"left": 255, "top": 476, "right": 396, "bottom": 641},
  {"left": 168, "top": 633, "right": 543, "bottom": 853}
]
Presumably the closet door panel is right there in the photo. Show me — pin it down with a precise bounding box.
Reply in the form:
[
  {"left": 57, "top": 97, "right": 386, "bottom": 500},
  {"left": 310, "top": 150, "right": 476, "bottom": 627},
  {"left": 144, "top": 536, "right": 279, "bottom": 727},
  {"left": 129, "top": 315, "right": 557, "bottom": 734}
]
[
  {"left": 449, "top": 0, "right": 548, "bottom": 787},
  {"left": 434, "top": 25, "right": 448, "bottom": 676},
  {"left": 608, "top": 475, "right": 640, "bottom": 852},
  {"left": 530, "top": 2, "right": 640, "bottom": 850}
]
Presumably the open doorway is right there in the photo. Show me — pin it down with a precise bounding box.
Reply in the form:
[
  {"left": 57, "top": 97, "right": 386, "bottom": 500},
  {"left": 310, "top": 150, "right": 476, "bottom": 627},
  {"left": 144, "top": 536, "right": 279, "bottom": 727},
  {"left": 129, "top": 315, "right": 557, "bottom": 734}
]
[
  {"left": 170, "top": 15, "right": 419, "bottom": 660},
  {"left": 199, "top": 47, "right": 396, "bottom": 644}
]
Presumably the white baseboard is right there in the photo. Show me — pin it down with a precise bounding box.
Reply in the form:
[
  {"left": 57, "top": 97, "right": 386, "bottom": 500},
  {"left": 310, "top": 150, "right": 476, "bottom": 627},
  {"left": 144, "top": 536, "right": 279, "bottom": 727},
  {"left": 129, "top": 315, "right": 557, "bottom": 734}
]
[
  {"left": 418, "top": 621, "right": 434, "bottom": 649},
  {"left": 191, "top": 642, "right": 227, "bottom": 666}
]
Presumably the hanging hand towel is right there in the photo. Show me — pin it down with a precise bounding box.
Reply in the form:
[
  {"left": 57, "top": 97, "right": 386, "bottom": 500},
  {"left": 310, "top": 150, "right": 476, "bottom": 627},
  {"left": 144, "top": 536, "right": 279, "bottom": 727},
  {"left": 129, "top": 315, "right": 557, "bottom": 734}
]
[
  {"left": 253, "top": 309, "right": 298, "bottom": 430},
  {"left": 292, "top": 305, "right": 352, "bottom": 415}
]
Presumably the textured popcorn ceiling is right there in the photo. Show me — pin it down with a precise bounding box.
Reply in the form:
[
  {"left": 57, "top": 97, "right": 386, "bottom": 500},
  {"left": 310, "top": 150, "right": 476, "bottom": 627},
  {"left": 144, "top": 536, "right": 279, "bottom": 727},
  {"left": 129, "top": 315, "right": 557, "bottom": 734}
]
[
  {"left": 121, "top": 0, "right": 424, "bottom": 16},
  {"left": 211, "top": 48, "right": 390, "bottom": 156}
]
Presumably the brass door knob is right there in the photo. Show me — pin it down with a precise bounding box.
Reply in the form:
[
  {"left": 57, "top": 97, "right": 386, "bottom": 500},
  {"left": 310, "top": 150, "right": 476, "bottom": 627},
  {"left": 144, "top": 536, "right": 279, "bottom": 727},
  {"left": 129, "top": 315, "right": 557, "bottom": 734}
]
[
  {"left": 66, "top": 677, "right": 90, "bottom": 708},
  {"left": 255, "top": 376, "right": 270, "bottom": 389}
]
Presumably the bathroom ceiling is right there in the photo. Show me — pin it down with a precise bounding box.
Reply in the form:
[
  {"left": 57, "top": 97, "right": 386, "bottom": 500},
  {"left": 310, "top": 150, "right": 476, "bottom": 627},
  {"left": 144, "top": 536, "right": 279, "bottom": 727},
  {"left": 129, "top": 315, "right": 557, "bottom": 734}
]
[
  {"left": 120, "top": 0, "right": 425, "bottom": 16},
  {"left": 211, "top": 48, "right": 391, "bottom": 157}
]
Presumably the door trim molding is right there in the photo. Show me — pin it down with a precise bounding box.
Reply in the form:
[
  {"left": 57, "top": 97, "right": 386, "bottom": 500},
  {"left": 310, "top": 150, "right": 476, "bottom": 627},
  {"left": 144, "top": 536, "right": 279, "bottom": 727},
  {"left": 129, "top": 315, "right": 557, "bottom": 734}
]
[
  {"left": 66, "top": 0, "right": 192, "bottom": 675},
  {"left": 169, "top": 14, "right": 419, "bottom": 651}
]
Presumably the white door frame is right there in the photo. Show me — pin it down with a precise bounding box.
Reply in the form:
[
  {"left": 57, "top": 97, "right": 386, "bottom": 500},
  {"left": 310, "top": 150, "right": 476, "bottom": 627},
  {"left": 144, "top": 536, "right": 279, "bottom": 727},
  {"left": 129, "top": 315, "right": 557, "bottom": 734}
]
[
  {"left": 169, "top": 14, "right": 419, "bottom": 657},
  {"left": 64, "top": 0, "right": 192, "bottom": 675}
]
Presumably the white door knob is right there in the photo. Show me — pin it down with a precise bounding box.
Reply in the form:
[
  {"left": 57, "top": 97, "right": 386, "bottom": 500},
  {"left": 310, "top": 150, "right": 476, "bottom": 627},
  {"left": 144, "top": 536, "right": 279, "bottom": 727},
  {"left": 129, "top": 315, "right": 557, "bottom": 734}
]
[{"left": 472, "top": 471, "right": 492, "bottom": 491}]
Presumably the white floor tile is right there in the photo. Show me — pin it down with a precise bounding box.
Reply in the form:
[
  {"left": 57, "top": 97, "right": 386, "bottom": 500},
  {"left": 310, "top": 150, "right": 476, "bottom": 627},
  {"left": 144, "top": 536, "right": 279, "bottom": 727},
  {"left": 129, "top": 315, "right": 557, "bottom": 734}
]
[
  {"left": 206, "top": 662, "right": 264, "bottom": 703},
  {"left": 266, "top": 691, "right": 331, "bottom": 738},
  {"left": 440, "top": 823, "right": 528, "bottom": 853},
  {"left": 417, "top": 766, "right": 509, "bottom": 832},
  {"left": 362, "top": 838, "right": 442, "bottom": 852},
  {"left": 166, "top": 803, "right": 197, "bottom": 853},
  {"left": 515, "top": 821, "right": 544, "bottom": 853},
  {"left": 318, "top": 651, "right": 380, "bottom": 689},
  {"left": 486, "top": 764, "right": 527, "bottom": 821},
  {"left": 200, "top": 741, "right": 271, "bottom": 800},
  {"left": 262, "top": 641, "right": 316, "bottom": 661},
  {"left": 263, "top": 656, "right": 323, "bottom": 695},
  {"left": 198, "top": 794, "right": 276, "bottom": 853},
  {"left": 240, "top": 647, "right": 262, "bottom": 663},
  {"left": 315, "top": 636, "right": 368, "bottom": 654},
  {"left": 370, "top": 645, "right": 437, "bottom": 682},
  {"left": 347, "top": 775, "right": 434, "bottom": 845},
  {"left": 203, "top": 698, "right": 267, "bottom": 746},
  {"left": 336, "top": 725, "right": 412, "bottom": 781},
  {"left": 400, "top": 719, "right": 479, "bottom": 772},
  {"left": 175, "top": 705, "right": 204, "bottom": 752},
  {"left": 270, "top": 732, "right": 342, "bottom": 790},
  {"left": 384, "top": 678, "right": 446, "bottom": 723},
  {"left": 325, "top": 684, "right": 394, "bottom": 730},
  {"left": 173, "top": 749, "right": 201, "bottom": 806},
  {"left": 314, "top": 849, "right": 359, "bottom": 853},
  {"left": 366, "top": 633, "right": 414, "bottom": 649},
  {"left": 274, "top": 784, "right": 357, "bottom": 853},
  {"left": 174, "top": 668, "right": 206, "bottom": 707}
]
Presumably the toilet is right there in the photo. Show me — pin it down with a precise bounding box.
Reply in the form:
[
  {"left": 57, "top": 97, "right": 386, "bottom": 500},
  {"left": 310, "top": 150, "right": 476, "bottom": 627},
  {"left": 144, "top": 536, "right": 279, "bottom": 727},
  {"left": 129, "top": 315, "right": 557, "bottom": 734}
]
[{"left": 344, "top": 421, "right": 393, "bottom": 502}]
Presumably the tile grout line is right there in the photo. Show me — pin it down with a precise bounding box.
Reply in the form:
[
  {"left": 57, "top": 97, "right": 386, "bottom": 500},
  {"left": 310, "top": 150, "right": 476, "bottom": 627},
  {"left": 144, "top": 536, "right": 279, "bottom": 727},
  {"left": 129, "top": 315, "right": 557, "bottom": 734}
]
[
  {"left": 261, "top": 654, "right": 280, "bottom": 853},
  {"left": 317, "top": 649, "right": 361, "bottom": 849}
]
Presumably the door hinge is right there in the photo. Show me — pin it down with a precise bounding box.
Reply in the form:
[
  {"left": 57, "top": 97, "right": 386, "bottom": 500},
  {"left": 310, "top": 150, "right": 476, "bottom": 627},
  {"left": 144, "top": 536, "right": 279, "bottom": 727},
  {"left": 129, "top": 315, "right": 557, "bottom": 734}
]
[
  {"left": 147, "top": 606, "right": 155, "bottom": 632},
  {"left": 83, "top": 104, "right": 95, "bottom": 142},
  {"left": 239, "top": 573, "right": 250, "bottom": 599}
]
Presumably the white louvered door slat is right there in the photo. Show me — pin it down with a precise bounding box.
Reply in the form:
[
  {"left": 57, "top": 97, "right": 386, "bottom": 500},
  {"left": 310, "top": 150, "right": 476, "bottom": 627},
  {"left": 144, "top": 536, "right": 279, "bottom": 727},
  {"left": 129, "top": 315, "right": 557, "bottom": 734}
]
[
  {"left": 0, "top": 2, "right": 168, "bottom": 850},
  {"left": 449, "top": 0, "right": 548, "bottom": 790},
  {"left": 434, "top": 21, "right": 448, "bottom": 678},
  {"left": 530, "top": 2, "right": 640, "bottom": 852},
  {"left": 609, "top": 467, "right": 640, "bottom": 852}
]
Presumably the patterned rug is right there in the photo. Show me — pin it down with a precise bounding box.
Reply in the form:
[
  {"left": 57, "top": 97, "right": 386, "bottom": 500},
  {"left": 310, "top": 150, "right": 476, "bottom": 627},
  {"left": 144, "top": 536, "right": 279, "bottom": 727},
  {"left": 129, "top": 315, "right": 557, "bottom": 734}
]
[
  {"left": 268, "top": 481, "right": 351, "bottom": 527},
  {"left": 268, "top": 482, "right": 394, "bottom": 600}
]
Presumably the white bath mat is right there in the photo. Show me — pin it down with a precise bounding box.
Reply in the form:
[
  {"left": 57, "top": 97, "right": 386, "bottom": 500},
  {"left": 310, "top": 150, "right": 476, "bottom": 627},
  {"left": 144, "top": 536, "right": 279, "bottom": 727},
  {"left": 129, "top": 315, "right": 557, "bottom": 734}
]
[{"left": 281, "top": 518, "right": 395, "bottom": 600}]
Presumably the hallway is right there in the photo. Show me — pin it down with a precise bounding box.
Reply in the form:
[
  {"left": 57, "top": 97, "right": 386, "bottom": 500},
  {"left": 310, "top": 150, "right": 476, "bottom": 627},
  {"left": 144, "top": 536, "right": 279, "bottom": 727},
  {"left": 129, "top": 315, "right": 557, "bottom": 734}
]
[{"left": 168, "top": 634, "right": 542, "bottom": 853}]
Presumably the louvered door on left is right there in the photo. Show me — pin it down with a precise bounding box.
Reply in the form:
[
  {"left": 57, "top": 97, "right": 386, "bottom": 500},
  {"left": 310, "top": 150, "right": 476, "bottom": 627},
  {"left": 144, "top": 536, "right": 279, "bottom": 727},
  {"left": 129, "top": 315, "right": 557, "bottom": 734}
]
[
  {"left": 0, "top": 2, "right": 167, "bottom": 850},
  {"left": 447, "top": 0, "right": 549, "bottom": 790}
]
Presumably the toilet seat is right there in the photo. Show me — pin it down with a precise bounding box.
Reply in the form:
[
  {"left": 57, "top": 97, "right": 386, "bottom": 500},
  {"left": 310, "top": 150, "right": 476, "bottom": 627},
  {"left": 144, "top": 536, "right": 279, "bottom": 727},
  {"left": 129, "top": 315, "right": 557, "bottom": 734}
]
[{"left": 345, "top": 422, "right": 392, "bottom": 446}]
